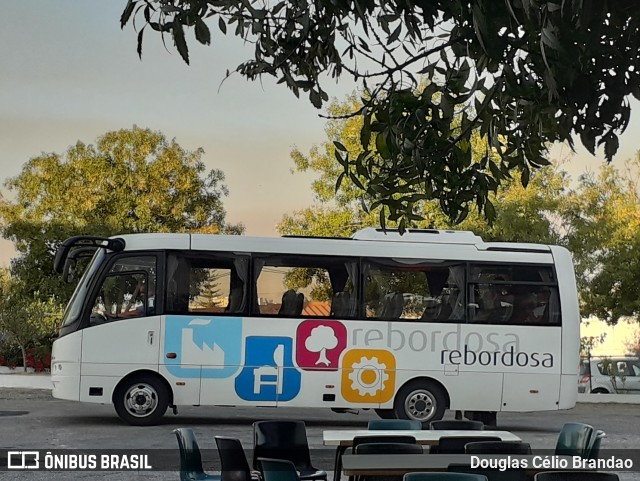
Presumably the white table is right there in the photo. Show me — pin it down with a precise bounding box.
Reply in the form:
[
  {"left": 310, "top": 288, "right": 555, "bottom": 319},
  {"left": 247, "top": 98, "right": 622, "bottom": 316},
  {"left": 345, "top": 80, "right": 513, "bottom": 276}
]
[
  {"left": 323, "top": 430, "right": 523, "bottom": 481},
  {"left": 323, "top": 429, "right": 522, "bottom": 447}
]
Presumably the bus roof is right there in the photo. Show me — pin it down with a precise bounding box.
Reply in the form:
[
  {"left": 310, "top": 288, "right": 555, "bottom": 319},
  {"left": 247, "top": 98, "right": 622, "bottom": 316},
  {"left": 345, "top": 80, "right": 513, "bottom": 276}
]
[{"left": 112, "top": 228, "right": 554, "bottom": 264}]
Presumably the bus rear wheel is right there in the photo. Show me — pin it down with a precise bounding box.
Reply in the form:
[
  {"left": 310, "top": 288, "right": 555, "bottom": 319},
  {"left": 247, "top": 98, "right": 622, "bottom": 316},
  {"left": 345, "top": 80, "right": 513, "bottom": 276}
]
[
  {"left": 114, "top": 374, "right": 169, "bottom": 426},
  {"left": 393, "top": 381, "right": 447, "bottom": 428}
]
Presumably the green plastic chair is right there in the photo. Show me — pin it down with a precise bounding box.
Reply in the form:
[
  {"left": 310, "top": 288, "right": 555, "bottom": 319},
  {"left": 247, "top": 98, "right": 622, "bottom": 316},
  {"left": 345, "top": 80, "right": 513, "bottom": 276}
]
[
  {"left": 367, "top": 419, "right": 422, "bottom": 430},
  {"left": 173, "top": 428, "right": 221, "bottom": 481},
  {"left": 449, "top": 463, "right": 525, "bottom": 481},
  {"left": 430, "top": 420, "right": 484, "bottom": 431},
  {"left": 404, "top": 473, "right": 488, "bottom": 481},
  {"left": 586, "top": 430, "right": 606, "bottom": 460},
  {"left": 554, "top": 423, "right": 594, "bottom": 457},
  {"left": 259, "top": 458, "right": 301, "bottom": 481}
]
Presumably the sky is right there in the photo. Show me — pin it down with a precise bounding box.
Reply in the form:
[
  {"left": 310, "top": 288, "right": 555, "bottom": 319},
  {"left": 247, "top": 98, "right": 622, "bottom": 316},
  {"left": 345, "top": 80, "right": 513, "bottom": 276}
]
[{"left": 2, "top": 1, "right": 640, "bottom": 268}]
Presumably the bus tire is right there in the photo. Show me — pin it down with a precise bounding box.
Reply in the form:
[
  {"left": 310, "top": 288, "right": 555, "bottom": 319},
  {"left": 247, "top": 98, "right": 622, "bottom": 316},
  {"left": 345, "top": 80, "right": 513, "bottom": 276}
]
[
  {"left": 374, "top": 409, "right": 396, "bottom": 419},
  {"left": 393, "top": 381, "right": 447, "bottom": 427},
  {"left": 114, "top": 374, "right": 169, "bottom": 426}
]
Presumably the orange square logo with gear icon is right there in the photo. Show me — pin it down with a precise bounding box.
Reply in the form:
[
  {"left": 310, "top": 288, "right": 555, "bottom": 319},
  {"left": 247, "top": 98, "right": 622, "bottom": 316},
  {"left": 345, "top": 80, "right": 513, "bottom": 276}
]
[{"left": 341, "top": 349, "right": 396, "bottom": 403}]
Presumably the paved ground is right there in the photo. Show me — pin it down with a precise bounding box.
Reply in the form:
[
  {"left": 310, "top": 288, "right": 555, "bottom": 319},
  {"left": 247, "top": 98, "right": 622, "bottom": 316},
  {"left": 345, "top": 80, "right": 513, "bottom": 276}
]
[{"left": 1, "top": 389, "right": 639, "bottom": 480}]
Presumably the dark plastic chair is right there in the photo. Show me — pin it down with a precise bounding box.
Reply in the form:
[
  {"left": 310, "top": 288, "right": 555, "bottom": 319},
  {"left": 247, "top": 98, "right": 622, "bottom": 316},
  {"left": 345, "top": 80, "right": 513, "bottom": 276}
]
[
  {"left": 253, "top": 420, "right": 327, "bottom": 481},
  {"left": 435, "top": 436, "right": 501, "bottom": 454},
  {"left": 464, "top": 441, "right": 532, "bottom": 454},
  {"left": 534, "top": 472, "right": 619, "bottom": 481},
  {"left": 404, "top": 473, "right": 488, "bottom": 481},
  {"left": 554, "top": 423, "right": 594, "bottom": 457},
  {"left": 586, "top": 430, "right": 606, "bottom": 460},
  {"left": 352, "top": 435, "right": 417, "bottom": 452},
  {"left": 173, "top": 428, "right": 221, "bottom": 481},
  {"left": 449, "top": 464, "right": 524, "bottom": 481},
  {"left": 430, "top": 420, "right": 484, "bottom": 431},
  {"left": 355, "top": 444, "right": 424, "bottom": 481},
  {"left": 259, "top": 458, "right": 300, "bottom": 481},
  {"left": 354, "top": 443, "right": 424, "bottom": 455},
  {"left": 215, "top": 436, "right": 258, "bottom": 481},
  {"left": 368, "top": 419, "right": 422, "bottom": 430}
]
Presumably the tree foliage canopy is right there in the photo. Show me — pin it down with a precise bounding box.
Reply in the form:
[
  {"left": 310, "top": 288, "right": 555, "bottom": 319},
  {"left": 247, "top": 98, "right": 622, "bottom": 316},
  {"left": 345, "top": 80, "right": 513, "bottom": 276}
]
[
  {"left": 0, "top": 127, "right": 242, "bottom": 301},
  {"left": 123, "top": 0, "right": 640, "bottom": 225}
]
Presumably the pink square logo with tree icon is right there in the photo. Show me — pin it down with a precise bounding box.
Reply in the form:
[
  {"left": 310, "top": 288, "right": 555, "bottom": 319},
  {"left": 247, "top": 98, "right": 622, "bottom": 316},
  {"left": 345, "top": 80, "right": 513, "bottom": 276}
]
[{"left": 296, "top": 320, "right": 347, "bottom": 371}]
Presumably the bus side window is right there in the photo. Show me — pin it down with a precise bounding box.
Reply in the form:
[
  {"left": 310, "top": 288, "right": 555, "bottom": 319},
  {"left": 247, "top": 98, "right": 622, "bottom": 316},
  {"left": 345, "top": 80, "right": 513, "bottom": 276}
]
[
  {"left": 166, "top": 253, "right": 248, "bottom": 315},
  {"left": 253, "top": 255, "right": 357, "bottom": 318}
]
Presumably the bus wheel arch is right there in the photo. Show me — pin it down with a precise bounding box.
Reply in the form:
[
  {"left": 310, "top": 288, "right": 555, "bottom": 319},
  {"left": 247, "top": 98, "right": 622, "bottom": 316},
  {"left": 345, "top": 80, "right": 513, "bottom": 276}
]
[
  {"left": 393, "top": 377, "right": 449, "bottom": 427},
  {"left": 113, "top": 371, "right": 172, "bottom": 426}
]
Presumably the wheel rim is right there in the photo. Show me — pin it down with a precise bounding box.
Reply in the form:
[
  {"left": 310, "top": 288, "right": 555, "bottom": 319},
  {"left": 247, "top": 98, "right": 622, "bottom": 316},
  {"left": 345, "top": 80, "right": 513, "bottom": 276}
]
[
  {"left": 124, "top": 383, "right": 158, "bottom": 418},
  {"left": 404, "top": 388, "right": 437, "bottom": 421}
]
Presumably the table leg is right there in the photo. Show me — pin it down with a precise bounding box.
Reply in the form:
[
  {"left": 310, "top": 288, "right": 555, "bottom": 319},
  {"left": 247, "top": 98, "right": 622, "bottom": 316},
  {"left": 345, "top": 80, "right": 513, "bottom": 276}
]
[{"left": 333, "top": 446, "right": 348, "bottom": 481}]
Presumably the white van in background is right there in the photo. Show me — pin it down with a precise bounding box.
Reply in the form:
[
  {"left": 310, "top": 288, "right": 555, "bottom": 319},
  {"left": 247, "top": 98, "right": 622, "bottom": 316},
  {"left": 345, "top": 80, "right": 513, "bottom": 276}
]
[{"left": 578, "top": 356, "right": 640, "bottom": 394}]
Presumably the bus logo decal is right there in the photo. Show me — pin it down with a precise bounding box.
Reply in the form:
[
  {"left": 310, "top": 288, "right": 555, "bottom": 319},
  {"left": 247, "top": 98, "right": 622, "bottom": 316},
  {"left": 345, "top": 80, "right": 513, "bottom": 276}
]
[
  {"left": 296, "top": 320, "right": 347, "bottom": 371},
  {"left": 341, "top": 349, "right": 396, "bottom": 403},
  {"left": 235, "top": 336, "right": 301, "bottom": 402},
  {"left": 164, "top": 316, "right": 242, "bottom": 378}
]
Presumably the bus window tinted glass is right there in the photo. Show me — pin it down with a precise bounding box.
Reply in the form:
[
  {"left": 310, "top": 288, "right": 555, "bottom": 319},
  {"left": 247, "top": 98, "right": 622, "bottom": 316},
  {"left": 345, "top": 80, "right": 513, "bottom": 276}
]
[
  {"left": 469, "top": 264, "right": 560, "bottom": 326},
  {"left": 90, "top": 255, "right": 156, "bottom": 325},
  {"left": 363, "top": 260, "right": 464, "bottom": 321},
  {"left": 166, "top": 254, "right": 248, "bottom": 315},
  {"left": 253, "top": 256, "right": 357, "bottom": 317}
]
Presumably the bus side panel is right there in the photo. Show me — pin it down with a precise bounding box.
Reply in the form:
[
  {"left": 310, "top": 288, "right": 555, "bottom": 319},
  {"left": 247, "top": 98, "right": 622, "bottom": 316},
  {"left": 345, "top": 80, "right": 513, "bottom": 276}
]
[
  {"left": 79, "top": 316, "right": 161, "bottom": 403},
  {"left": 558, "top": 373, "right": 578, "bottom": 409},
  {"left": 51, "top": 331, "right": 83, "bottom": 402},
  {"left": 501, "top": 373, "right": 560, "bottom": 411}
]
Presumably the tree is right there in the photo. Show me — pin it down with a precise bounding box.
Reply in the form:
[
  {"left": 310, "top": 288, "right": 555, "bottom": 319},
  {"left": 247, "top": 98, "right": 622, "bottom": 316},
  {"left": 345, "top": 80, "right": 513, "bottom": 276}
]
[
  {"left": 559, "top": 155, "right": 640, "bottom": 324},
  {"left": 0, "top": 269, "right": 62, "bottom": 371},
  {"left": 278, "top": 96, "right": 567, "bottom": 245},
  {"left": 0, "top": 127, "right": 243, "bottom": 302},
  {"left": 122, "top": 0, "right": 640, "bottom": 226}
]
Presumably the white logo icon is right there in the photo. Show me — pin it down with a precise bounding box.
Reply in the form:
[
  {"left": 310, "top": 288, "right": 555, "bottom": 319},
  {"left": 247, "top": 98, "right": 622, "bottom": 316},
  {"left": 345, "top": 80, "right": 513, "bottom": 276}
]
[
  {"left": 348, "top": 356, "right": 389, "bottom": 396},
  {"left": 305, "top": 325, "right": 338, "bottom": 366},
  {"left": 8, "top": 451, "right": 40, "bottom": 470}
]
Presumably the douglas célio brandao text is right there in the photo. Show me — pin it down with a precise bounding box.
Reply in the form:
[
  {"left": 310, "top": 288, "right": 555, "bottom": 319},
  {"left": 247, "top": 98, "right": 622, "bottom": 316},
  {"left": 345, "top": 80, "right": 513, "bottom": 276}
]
[{"left": 471, "top": 455, "right": 634, "bottom": 472}]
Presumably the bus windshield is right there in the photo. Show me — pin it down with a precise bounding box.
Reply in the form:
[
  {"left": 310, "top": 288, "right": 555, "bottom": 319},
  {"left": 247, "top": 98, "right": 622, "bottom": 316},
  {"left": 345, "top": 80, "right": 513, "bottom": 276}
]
[{"left": 60, "top": 249, "right": 105, "bottom": 328}]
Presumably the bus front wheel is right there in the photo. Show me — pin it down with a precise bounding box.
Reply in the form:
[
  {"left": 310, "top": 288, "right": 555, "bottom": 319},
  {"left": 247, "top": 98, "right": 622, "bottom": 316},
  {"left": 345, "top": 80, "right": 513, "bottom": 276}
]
[
  {"left": 114, "top": 374, "right": 169, "bottom": 426},
  {"left": 393, "top": 381, "right": 447, "bottom": 427}
]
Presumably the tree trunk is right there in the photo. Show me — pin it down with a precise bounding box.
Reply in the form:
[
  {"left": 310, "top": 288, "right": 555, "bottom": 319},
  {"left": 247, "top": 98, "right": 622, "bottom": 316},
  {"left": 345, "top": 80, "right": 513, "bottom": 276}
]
[{"left": 20, "top": 344, "right": 27, "bottom": 372}]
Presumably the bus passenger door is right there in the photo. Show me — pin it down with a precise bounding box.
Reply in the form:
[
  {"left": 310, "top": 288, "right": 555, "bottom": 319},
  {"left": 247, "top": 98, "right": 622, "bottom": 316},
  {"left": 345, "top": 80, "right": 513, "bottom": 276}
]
[{"left": 80, "top": 258, "right": 161, "bottom": 404}]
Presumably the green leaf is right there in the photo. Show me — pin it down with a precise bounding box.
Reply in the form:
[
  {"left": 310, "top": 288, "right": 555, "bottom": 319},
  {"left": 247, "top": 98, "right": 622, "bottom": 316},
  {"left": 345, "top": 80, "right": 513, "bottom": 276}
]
[
  {"left": 120, "top": 0, "right": 136, "bottom": 29},
  {"left": 604, "top": 135, "right": 619, "bottom": 163},
  {"left": 173, "top": 21, "right": 190, "bottom": 64},
  {"left": 334, "top": 141, "right": 348, "bottom": 152},
  {"left": 218, "top": 17, "right": 227, "bottom": 34},
  {"left": 521, "top": 166, "right": 530, "bottom": 187},
  {"left": 195, "top": 18, "right": 211, "bottom": 45}
]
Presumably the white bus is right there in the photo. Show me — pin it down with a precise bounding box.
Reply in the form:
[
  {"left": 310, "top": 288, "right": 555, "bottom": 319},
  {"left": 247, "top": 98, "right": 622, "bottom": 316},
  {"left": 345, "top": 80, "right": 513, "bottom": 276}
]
[{"left": 51, "top": 228, "right": 579, "bottom": 426}]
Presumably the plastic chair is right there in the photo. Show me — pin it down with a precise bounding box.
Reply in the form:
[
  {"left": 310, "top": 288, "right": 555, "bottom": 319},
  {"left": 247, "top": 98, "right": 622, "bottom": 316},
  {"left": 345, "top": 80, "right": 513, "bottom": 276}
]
[
  {"left": 554, "top": 423, "right": 594, "bottom": 457},
  {"left": 173, "top": 428, "right": 221, "bottom": 481},
  {"left": 253, "top": 420, "right": 327, "bottom": 481},
  {"left": 404, "top": 474, "right": 488, "bottom": 481},
  {"left": 215, "top": 436, "right": 258, "bottom": 481},
  {"left": 435, "top": 436, "right": 501, "bottom": 454},
  {"left": 464, "top": 441, "right": 532, "bottom": 454},
  {"left": 352, "top": 435, "right": 417, "bottom": 452},
  {"left": 355, "top": 444, "right": 424, "bottom": 481},
  {"left": 534, "top": 472, "right": 619, "bottom": 481},
  {"left": 430, "top": 420, "right": 484, "bottom": 431},
  {"left": 259, "top": 458, "right": 301, "bottom": 481},
  {"left": 449, "top": 464, "right": 524, "bottom": 481},
  {"left": 368, "top": 419, "right": 423, "bottom": 430},
  {"left": 586, "top": 430, "right": 606, "bottom": 460},
  {"left": 354, "top": 443, "right": 424, "bottom": 455}
]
